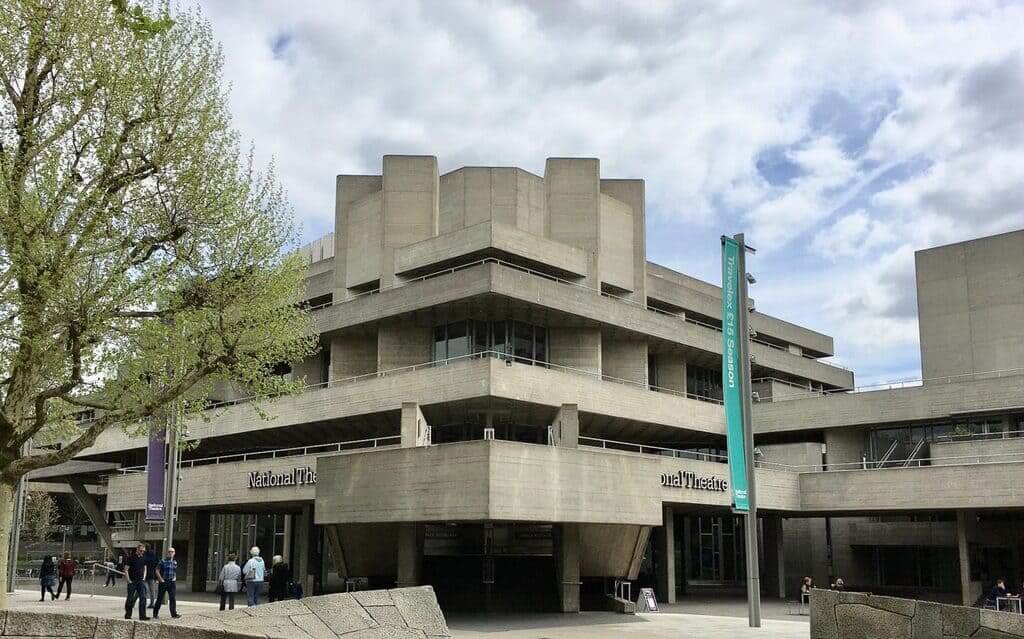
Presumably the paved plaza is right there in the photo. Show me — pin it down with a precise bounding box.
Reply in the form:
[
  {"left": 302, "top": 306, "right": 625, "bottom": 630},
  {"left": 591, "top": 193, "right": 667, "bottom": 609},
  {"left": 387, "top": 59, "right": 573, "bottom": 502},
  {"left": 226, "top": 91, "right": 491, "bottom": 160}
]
[{"left": 7, "top": 590, "right": 809, "bottom": 638}]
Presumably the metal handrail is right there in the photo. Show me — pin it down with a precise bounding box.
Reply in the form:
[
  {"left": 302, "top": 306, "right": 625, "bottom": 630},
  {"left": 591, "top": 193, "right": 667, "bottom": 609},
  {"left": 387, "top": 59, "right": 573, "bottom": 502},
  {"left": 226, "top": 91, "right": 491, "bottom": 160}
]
[
  {"left": 875, "top": 440, "right": 900, "bottom": 468},
  {"left": 115, "top": 435, "right": 401, "bottom": 474},
  {"left": 901, "top": 438, "right": 927, "bottom": 468},
  {"left": 579, "top": 436, "right": 728, "bottom": 463},
  {"left": 935, "top": 429, "right": 1024, "bottom": 442},
  {"left": 304, "top": 256, "right": 847, "bottom": 371}
]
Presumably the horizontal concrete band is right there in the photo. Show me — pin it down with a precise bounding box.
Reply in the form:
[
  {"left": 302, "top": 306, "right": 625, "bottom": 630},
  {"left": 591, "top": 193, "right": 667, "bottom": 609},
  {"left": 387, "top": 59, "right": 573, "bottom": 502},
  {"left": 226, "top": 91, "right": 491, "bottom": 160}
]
[
  {"left": 315, "top": 262, "right": 853, "bottom": 388},
  {"left": 754, "top": 371, "right": 1024, "bottom": 432},
  {"left": 83, "top": 357, "right": 725, "bottom": 458},
  {"left": 106, "top": 439, "right": 1024, "bottom": 517}
]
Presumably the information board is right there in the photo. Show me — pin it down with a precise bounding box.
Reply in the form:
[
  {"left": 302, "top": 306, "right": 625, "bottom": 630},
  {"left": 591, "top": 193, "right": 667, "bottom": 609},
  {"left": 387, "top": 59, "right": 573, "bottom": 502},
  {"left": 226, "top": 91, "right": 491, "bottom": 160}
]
[{"left": 637, "top": 587, "right": 658, "bottom": 613}]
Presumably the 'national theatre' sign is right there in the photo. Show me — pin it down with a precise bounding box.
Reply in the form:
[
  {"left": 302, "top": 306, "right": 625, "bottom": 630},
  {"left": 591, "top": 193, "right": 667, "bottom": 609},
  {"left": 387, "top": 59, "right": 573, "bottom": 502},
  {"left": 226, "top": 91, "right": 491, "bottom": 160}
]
[{"left": 248, "top": 466, "right": 317, "bottom": 489}]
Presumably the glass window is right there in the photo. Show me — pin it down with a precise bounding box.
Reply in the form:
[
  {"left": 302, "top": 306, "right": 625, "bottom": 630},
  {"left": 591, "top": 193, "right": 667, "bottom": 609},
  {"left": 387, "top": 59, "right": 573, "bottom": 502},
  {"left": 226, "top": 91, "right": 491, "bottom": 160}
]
[
  {"left": 433, "top": 325, "right": 447, "bottom": 361},
  {"left": 514, "top": 322, "right": 533, "bottom": 362},
  {"left": 447, "top": 321, "right": 469, "bottom": 359},
  {"left": 491, "top": 321, "right": 507, "bottom": 356},
  {"left": 534, "top": 327, "right": 547, "bottom": 364},
  {"left": 473, "top": 321, "right": 489, "bottom": 355}
]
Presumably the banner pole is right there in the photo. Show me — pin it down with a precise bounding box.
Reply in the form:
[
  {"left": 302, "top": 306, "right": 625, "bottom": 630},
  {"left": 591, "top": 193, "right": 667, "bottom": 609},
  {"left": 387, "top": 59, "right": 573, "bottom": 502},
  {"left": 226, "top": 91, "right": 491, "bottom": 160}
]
[{"left": 735, "top": 232, "right": 761, "bottom": 628}]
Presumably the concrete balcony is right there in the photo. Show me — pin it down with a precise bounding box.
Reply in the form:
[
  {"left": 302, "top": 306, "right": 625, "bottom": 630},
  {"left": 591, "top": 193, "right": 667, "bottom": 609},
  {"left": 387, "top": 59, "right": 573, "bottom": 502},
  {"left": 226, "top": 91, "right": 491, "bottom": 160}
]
[
  {"left": 313, "top": 261, "right": 854, "bottom": 388},
  {"left": 753, "top": 371, "right": 1024, "bottom": 433},
  {"left": 81, "top": 354, "right": 727, "bottom": 459}
]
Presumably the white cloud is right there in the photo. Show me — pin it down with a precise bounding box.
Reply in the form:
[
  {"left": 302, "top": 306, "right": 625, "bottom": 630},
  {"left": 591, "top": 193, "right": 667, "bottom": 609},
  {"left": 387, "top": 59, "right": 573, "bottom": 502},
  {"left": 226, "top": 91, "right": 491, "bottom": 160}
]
[{"left": 196, "top": 0, "right": 1024, "bottom": 383}]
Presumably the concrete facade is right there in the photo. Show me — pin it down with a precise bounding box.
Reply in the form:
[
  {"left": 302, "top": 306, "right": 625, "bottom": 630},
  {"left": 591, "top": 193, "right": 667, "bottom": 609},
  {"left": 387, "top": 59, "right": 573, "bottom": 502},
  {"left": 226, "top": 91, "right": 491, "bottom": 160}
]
[{"left": 38, "top": 156, "right": 1024, "bottom": 614}]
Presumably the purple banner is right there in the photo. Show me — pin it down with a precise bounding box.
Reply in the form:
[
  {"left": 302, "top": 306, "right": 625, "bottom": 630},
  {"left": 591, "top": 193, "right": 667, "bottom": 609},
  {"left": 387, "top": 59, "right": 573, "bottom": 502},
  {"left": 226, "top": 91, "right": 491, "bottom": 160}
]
[{"left": 145, "top": 428, "right": 166, "bottom": 521}]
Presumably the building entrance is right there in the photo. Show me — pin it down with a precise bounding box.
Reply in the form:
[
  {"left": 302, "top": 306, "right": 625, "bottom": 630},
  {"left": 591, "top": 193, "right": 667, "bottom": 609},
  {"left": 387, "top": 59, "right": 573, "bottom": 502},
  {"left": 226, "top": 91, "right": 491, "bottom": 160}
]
[
  {"left": 421, "top": 523, "right": 557, "bottom": 612},
  {"left": 205, "top": 513, "right": 290, "bottom": 589}
]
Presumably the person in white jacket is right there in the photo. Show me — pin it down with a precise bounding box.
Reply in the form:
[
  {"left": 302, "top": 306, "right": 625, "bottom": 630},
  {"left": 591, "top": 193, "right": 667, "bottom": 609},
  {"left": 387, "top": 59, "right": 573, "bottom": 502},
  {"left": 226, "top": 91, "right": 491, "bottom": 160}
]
[
  {"left": 218, "top": 553, "right": 242, "bottom": 611},
  {"left": 241, "top": 546, "right": 266, "bottom": 607}
]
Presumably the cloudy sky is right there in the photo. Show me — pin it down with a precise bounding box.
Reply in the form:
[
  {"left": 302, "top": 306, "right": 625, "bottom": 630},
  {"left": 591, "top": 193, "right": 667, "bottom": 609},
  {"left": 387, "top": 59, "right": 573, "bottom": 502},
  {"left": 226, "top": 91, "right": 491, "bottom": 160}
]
[{"left": 199, "top": 0, "right": 1024, "bottom": 386}]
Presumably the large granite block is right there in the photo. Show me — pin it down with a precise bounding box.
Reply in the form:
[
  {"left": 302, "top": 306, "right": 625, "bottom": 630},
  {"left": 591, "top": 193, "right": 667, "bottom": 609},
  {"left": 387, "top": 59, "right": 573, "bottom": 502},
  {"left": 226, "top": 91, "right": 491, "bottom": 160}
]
[{"left": 835, "top": 603, "right": 912, "bottom": 639}]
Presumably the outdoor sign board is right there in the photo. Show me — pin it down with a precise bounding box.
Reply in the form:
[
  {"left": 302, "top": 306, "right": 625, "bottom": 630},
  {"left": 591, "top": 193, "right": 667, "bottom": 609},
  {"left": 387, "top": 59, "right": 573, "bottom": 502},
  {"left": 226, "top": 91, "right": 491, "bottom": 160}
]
[
  {"left": 145, "top": 427, "right": 166, "bottom": 521},
  {"left": 721, "top": 236, "right": 750, "bottom": 512},
  {"left": 637, "top": 587, "right": 659, "bottom": 612}
]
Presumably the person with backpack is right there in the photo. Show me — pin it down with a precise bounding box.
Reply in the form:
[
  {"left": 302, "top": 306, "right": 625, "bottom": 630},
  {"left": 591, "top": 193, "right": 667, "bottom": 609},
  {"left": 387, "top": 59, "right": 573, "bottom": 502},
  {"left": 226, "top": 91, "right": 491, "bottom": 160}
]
[
  {"left": 241, "top": 546, "right": 266, "bottom": 607},
  {"left": 56, "top": 552, "right": 77, "bottom": 599}
]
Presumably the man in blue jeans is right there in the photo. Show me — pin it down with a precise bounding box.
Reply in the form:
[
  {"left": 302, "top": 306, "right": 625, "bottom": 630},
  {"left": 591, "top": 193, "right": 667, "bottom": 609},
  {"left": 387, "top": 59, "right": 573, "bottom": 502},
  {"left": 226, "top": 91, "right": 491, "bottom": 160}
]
[
  {"left": 123, "top": 543, "right": 149, "bottom": 620},
  {"left": 241, "top": 546, "right": 266, "bottom": 606},
  {"left": 152, "top": 547, "right": 181, "bottom": 619}
]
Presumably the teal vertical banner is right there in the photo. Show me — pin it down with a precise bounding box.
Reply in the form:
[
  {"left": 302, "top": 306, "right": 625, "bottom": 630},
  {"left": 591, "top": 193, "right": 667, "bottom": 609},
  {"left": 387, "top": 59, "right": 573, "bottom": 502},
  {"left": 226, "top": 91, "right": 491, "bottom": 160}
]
[{"left": 721, "top": 237, "right": 749, "bottom": 512}]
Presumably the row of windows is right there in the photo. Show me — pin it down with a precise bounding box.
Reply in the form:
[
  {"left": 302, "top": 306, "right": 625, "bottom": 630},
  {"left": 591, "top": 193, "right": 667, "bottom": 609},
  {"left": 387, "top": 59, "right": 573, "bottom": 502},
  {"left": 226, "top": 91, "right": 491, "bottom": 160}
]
[{"left": 433, "top": 320, "right": 548, "bottom": 364}]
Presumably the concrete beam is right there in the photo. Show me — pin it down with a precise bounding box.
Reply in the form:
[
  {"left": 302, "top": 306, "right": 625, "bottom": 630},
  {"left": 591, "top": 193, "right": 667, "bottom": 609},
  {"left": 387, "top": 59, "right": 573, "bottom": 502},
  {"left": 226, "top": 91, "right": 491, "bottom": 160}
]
[
  {"left": 549, "top": 404, "right": 579, "bottom": 448},
  {"left": 323, "top": 525, "right": 349, "bottom": 579},
  {"left": 556, "top": 523, "right": 581, "bottom": 613},
  {"left": 400, "top": 402, "right": 430, "bottom": 448},
  {"left": 395, "top": 523, "right": 422, "bottom": 588},
  {"left": 68, "top": 479, "right": 114, "bottom": 551}
]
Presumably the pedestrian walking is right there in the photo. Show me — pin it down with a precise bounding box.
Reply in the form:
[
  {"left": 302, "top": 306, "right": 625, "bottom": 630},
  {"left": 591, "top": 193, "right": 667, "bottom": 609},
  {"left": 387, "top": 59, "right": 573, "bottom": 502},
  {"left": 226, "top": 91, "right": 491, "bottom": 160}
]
[
  {"left": 152, "top": 547, "right": 180, "bottom": 619},
  {"left": 241, "top": 546, "right": 266, "bottom": 607},
  {"left": 218, "top": 553, "right": 241, "bottom": 611},
  {"left": 39, "top": 556, "right": 57, "bottom": 601},
  {"left": 56, "top": 552, "right": 77, "bottom": 600},
  {"left": 104, "top": 558, "right": 117, "bottom": 587},
  {"left": 268, "top": 555, "right": 292, "bottom": 603},
  {"left": 124, "top": 543, "right": 149, "bottom": 620},
  {"left": 143, "top": 544, "right": 159, "bottom": 609}
]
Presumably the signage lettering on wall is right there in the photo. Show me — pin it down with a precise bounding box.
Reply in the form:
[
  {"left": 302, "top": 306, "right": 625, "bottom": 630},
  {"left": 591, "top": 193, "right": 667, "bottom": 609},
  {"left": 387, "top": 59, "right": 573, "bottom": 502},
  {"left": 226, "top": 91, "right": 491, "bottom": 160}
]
[
  {"left": 660, "top": 470, "right": 728, "bottom": 493},
  {"left": 248, "top": 466, "right": 317, "bottom": 489}
]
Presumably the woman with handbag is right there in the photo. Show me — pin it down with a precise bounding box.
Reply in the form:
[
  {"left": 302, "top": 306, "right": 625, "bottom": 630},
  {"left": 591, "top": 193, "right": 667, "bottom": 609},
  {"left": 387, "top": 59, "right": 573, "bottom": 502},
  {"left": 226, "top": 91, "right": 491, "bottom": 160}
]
[
  {"left": 218, "top": 553, "right": 241, "bottom": 611},
  {"left": 39, "top": 556, "right": 57, "bottom": 601}
]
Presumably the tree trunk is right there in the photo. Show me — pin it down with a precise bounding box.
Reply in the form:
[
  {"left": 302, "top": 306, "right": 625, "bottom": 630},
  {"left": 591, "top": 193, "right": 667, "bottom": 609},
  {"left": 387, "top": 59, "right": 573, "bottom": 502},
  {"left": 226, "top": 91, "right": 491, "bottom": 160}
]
[{"left": 0, "top": 481, "right": 15, "bottom": 609}]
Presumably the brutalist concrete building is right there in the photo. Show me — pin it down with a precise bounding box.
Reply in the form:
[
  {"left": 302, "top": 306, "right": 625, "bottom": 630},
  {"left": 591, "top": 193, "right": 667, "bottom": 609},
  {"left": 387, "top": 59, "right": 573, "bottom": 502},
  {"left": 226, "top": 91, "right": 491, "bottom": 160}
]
[{"left": 32, "top": 156, "right": 1024, "bottom": 612}]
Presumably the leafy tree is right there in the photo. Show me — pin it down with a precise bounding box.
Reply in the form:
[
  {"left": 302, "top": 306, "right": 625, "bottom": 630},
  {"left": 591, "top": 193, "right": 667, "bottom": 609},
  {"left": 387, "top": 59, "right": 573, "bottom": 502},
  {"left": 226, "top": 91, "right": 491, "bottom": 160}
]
[
  {"left": 21, "top": 491, "right": 56, "bottom": 547},
  {"left": 0, "top": 0, "right": 316, "bottom": 604}
]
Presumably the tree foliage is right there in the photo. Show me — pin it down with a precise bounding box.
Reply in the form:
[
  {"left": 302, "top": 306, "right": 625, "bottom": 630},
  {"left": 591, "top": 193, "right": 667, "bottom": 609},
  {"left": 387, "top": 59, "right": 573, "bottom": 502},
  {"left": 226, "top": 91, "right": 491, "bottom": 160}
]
[
  {"left": 21, "top": 490, "right": 55, "bottom": 546},
  {"left": 0, "top": 0, "right": 317, "bottom": 485}
]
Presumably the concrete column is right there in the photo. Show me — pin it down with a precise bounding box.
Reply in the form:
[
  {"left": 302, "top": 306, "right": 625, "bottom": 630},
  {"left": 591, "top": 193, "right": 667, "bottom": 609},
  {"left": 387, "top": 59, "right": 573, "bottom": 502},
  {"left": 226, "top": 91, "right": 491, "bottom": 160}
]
[
  {"left": 189, "top": 510, "right": 210, "bottom": 592},
  {"left": 599, "top": 179, "right": 646, "bottom": 303},
  {"left": 396, "top": 523, "right": 423, "bottom": 588},
  {"left": 329, "top": 333, "right": 378, "bottom": 382},
  {"left": 957, "top": 510, "right": 974, "bottom": 606},
  {"left": 401, "top": 402, "right": 430, "bottom": 448},
  {"left": 654, "top": 506, "right": 676, "bottom": 604},
  {"left": 545, "top": 158, "right": 600, "bottom": 288},
  {"left": 550, "top": 404, "right": 579, "bottom": 448},
  {"left": 382, "top": 155, "right": 439, "bottom": 289},
  {"left": 334, "top": 174, "right": 384, "bottom": 301},
  {"left": 555, "top": 523, "right": 581, "bottom": 613},
  {"left": 67, "top": 480, "right": 114, "bottom": 551},
  {"left": 292, "top": 505, "right": 316, "bottom": 596},
  {"left": 762, "top": 516, "right": 786, "bottom": 598}
]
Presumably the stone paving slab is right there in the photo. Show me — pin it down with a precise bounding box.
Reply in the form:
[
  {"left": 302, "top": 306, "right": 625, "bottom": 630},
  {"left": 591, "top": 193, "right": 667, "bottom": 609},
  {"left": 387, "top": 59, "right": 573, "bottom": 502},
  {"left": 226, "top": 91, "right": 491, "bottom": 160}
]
[{"left": 2, "top": 587, "right": 450, "bottom": 639}]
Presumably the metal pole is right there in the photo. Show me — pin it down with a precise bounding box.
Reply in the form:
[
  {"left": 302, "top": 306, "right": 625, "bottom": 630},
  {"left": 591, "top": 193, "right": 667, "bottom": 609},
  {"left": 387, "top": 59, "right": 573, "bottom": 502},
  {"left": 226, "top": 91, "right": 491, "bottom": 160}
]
[
  {"left": 163, "top": 406, "right": 180, "bottom": 552},
  {"left": 735, "top": 233, "right": 761, "bottom": 627},
  {"left": 6, "top": 452, "right": 27, "bottom": 593}
]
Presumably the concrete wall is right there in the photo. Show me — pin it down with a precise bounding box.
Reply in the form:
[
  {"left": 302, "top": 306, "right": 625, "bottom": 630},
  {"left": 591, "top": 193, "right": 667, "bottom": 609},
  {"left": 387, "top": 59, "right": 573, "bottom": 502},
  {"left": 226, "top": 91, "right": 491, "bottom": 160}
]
[
  {"left": 598, "top": 194, "right": 635, "bottom": 292},
  {"left": 330, "top": 333, "right": 378, "bottom": 380},
  {"left": 811, "top": 588, "right": 1024, "bottom": 639},
  {"left": 917, "top": 229, "right": 1024, "bottom": 380},
  {"left": 335, "top": 174, "right": 383, "bottom": 298},
  {"left": 931, "top": 437, "right": 1024, "bottom": 466},
  {"left": 601, "top": 335, "right": 648, "bottom": 385},
  {"left": 753, "top": 372, "right": 1024, "bottom": 433},
  {"left": 382, "top": 156, "right": 439, "bottom": 288},
  {"left": 377, "top": 324, "right": 431, "bottom": 371},
  {"left": 545, "top": 158, "right": 601, "bottom": 288},
  {"left": 549, "top": 327, "right": 602, "bottom": 375},
  {"left": 653, "top": 351, "right": 687, "bottom": 393},
  {"left": 600, "top": 180, "right": 646, "bottom": 303}
]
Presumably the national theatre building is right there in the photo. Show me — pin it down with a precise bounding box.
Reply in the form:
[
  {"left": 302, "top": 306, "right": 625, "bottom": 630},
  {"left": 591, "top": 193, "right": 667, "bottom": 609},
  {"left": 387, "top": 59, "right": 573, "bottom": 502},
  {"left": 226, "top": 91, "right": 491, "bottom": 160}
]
[{"left": 31, "top": 156, "right": 1024, "bottom": 611}]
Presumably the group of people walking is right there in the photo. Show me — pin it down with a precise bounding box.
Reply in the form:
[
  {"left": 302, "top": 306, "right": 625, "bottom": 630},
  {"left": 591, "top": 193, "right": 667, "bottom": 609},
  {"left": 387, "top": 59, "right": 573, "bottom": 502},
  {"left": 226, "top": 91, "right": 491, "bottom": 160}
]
[
  {"left": 37, "top": 543, "right": 296, "bottom": 619},
  {"left": 216, "top": 546, "right": 294, "bottom": 610},
  {"left": 37, "top": 552, "right": 78, "bottom": 601}
]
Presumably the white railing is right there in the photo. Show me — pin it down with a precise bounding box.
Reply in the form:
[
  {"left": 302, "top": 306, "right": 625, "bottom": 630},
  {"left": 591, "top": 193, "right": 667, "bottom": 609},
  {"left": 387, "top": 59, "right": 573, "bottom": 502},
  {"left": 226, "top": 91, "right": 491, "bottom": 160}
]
[
  {"left": 935, "top": 429, "right": 1024, "bottom": 442},
  {"left": 305, "top": 256, "right": 848, "bottom": 373},
  {"left": 115, "top": 435, "right": 400, "bottom": 474},
  {"left": 579, "top": 436, "right": 728, "bottom": 463}
]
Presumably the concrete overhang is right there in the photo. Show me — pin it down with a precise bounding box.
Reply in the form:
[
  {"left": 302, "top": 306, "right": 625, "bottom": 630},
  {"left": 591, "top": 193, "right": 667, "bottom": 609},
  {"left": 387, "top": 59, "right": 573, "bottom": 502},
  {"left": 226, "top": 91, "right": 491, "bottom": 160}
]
[
  {"left": 798, "top": 461, "right": 1024, "bottom": 513},
  {"left": 314, "top": 440, "right": 800, "bottom": 526},
  {"left": 26, "top": 460, "right": 120, "bottom": 483},
  {"left": 314, "top": 262, "right": 853, "bottom": 388},
  {"left": 394, "top": 221, "right": 588, "bottom": 279},
  {"left": 78, "top": 356, "right": 725, "bottom": 459},
  {"left": 753, "top": 373, "right": 1024, "bottom": 433}
]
